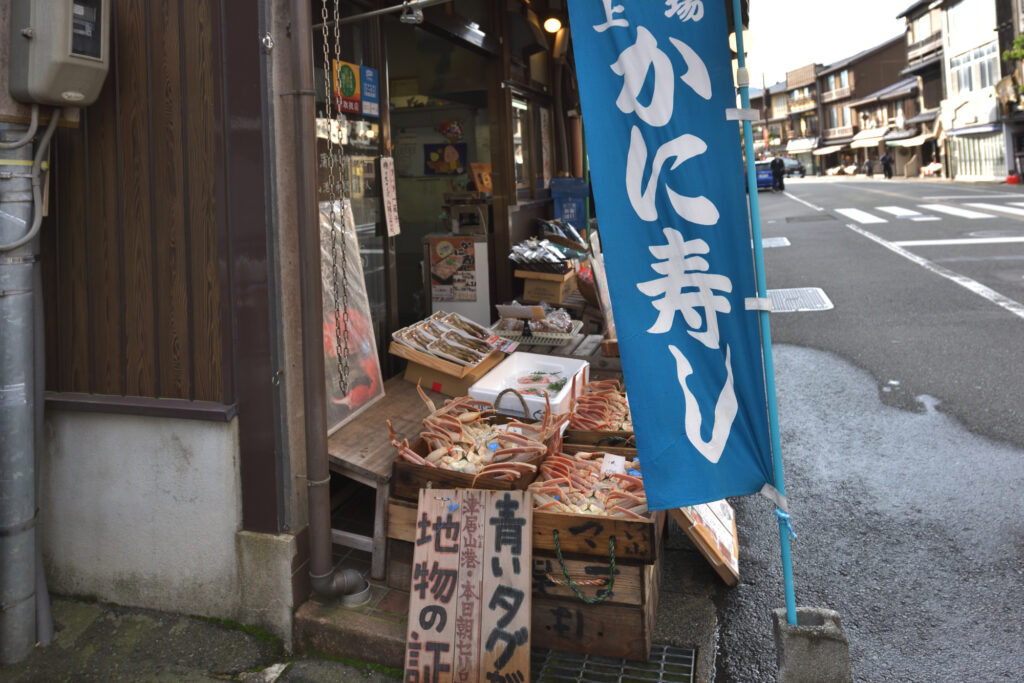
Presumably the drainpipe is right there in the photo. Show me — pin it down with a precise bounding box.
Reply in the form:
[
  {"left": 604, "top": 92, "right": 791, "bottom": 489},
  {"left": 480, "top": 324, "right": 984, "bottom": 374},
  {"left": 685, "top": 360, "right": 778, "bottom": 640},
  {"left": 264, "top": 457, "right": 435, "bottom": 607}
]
[
  {"left": 286, "top": 0, "right": 368, "bottom": 601},
  {"left": 0, "top": 110, "right": 58, "bottom": 664}
]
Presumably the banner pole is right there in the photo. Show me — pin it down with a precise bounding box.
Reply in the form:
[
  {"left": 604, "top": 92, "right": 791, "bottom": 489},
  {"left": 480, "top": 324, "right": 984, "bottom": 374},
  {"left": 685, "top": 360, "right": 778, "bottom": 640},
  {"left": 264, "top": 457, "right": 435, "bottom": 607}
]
[{"left": 731, "top": 0, "right": 798, "bottom": 626}]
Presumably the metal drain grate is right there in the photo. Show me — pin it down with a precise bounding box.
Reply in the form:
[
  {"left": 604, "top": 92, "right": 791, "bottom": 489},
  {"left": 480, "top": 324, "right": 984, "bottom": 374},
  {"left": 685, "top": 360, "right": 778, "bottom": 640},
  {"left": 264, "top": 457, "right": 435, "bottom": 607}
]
[
  {"left": 531, "top": 644, "right": 696, "bottom": 682},
  {"left": 768, "top": 287, "right": 834, "bottom": 312}
]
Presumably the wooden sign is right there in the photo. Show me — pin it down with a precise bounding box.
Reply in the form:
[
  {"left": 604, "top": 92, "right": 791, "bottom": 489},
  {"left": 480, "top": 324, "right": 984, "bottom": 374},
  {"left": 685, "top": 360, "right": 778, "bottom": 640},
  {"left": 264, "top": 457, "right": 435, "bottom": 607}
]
[
  {"left": 404, "top": 489, "right": 532, "bottom": 682},
  {"left": 669, "top": 499, "right": 740, "bottom": 586},
  {"left": 588, "top": 232, "right": 617, "bottom": 340},
  {"left": 469, "top": 162, "right": 493, "bottom": 193}
]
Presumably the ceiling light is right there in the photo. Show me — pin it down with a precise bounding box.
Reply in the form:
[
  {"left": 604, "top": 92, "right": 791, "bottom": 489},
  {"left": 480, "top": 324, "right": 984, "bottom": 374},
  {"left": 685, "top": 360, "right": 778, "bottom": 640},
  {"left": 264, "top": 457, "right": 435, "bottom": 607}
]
[{"left": 543, "top": 16, "right": 562, "bottom": 33}]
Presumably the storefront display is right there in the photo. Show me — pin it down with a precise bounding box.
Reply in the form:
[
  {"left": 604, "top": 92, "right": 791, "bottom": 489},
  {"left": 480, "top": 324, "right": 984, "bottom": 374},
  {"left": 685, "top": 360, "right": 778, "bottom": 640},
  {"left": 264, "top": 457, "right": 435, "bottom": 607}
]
[{"left": 320, "top": 200, "right": 385, "bottom": 434}]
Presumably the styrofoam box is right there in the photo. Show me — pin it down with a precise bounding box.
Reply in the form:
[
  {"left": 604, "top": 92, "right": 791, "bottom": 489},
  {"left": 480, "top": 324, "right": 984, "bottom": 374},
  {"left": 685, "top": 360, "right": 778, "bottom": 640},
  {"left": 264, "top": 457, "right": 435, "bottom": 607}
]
[{"left": 469, "top": 351, "right": 589, "bottom": 421}]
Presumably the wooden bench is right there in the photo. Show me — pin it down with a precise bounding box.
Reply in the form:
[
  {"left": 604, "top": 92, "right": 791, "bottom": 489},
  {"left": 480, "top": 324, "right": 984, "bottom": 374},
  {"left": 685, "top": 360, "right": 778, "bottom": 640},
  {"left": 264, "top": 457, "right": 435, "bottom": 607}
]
[{"left": 326, "top": 376, "right": 444, "bottom": 580}]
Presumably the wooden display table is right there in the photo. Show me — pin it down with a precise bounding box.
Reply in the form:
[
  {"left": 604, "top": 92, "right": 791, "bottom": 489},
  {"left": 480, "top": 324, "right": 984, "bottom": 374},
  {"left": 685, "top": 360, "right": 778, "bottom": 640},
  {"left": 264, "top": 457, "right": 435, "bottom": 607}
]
[{"left": 326, "top": 376, "right": 445, "bottom": 579}]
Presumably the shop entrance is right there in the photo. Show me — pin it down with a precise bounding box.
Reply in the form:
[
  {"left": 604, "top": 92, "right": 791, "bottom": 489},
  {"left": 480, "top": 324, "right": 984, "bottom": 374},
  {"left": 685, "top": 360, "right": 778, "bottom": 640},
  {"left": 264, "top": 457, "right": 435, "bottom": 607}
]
[{"left": 383, "top": 21, "right": 493, "bottom": 328}]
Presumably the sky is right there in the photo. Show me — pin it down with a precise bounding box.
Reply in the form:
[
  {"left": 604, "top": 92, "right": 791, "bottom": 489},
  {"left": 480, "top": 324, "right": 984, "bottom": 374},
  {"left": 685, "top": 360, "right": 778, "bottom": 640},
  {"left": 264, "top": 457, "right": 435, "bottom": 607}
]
[{"left": 746, "top": 0, "right": 908, "bottom": 88}]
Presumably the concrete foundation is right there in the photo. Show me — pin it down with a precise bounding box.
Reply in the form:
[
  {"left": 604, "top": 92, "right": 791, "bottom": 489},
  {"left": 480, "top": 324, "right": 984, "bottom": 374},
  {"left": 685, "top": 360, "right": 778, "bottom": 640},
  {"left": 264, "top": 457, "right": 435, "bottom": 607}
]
[
  {"left": 40, "top": 411, "right": 302, "bottom": 649},
  {"left": 773, "top": 607, "right": 852, "bottom": 683}
]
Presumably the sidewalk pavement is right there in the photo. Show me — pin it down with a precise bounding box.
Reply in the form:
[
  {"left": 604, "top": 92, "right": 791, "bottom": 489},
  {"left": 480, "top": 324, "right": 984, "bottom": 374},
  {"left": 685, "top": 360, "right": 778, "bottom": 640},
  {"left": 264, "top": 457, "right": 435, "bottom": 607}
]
[
  {"left": 0, "top": 597, "right": 400, "bottom": 682},
  {"left": 1, "top": 519, "right": 719, "bottom": 682}
]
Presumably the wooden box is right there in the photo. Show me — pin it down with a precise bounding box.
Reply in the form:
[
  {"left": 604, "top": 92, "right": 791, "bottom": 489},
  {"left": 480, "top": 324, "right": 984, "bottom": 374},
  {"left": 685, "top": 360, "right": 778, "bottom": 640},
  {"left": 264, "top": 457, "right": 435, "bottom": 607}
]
[
  {"left": 391, "top": 438, "right": 541, "bottom": 501},
  {"left": 385, "top": 498, "right": 662, "bottom": 661},
  {"left": 563, "top": 428, "right": 635, "bottom": 449},
  {"left": 516, "top": 268, "right": 576, "bottom": 304},
  {"left": 532, "top": 508, "right": 663, "bottom": 566},
  {"left": 561, "top": 442, "right": 637, "bottom": 458},
  {"left": 390, "top": 341, "right": 503, "bottom": 396},
  {"left": 531, "top": 547, "right": 661, "bottom": 661},
  {"left": 390, "top": 411, "right": 556, "bottom": 501}
]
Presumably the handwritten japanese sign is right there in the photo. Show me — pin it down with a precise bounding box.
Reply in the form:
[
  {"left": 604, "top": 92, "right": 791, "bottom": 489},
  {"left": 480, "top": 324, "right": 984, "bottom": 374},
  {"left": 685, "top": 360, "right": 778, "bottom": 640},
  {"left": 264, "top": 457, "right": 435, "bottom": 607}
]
[
  {"left": 405, "top": 490, "right": 531, "bottom": 682},
  {"left": 567, "top": 0, "right": 773, "bottom": 508}
]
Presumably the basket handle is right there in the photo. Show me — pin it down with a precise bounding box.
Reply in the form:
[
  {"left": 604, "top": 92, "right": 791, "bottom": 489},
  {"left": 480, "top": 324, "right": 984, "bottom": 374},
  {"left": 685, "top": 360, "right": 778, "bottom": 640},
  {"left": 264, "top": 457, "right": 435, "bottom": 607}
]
[
  {"left": 552, "top": 529, "right": 616, "bottom": 604},
  {"left": 494, "top": 388, "right": 530, "bottom": 417}
]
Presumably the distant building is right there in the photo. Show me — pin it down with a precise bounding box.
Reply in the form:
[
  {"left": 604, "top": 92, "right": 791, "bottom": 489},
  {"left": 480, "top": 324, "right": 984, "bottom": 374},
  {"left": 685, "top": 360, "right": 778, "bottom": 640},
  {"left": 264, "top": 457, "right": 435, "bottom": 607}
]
[
  {"left": 750, "top": 80, "right": 787, "bottom": 159},
  {"left": 937, "top": 0, "right": 1006, "bottom": 179},
  {"left": 895, "top": 0, "right": 945, "bottom": 177},
  {"left": 848, "top": 77, "right": 921, "bottom": 175},
  {"left": 814, "top": 36, "right": 907, "bottom": 174},
  {"left": 783, "top": 64, "right": 820, "bottom": 172}
]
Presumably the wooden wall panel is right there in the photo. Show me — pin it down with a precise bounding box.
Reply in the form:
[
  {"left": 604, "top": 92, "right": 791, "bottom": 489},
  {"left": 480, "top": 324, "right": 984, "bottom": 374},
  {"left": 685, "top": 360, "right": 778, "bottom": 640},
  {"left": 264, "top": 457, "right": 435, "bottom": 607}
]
[
  {"left": 54, "top": 127, "right": 90, "bottom": 391},
  {"left": 43, "top": 0, "right": 230, "bottom": 409},
  {"left": 85, "top": 81, "right": 124, "bottom": 396},
  {"left": 117, "top": 0, "right": 157, "bottom": 397},
  {"left": 148, "top": 0, "right": 190, "bottom": 400},
  {"left": 182, "top": 0, "right": 221, "bottom": 402}
]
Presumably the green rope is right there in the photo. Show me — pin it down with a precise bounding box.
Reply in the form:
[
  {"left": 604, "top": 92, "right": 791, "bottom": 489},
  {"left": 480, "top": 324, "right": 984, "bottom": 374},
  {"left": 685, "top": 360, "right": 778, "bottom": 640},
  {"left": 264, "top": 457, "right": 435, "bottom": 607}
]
[{"left": 552, "top": 529, "right": 616, "bottom": 604}]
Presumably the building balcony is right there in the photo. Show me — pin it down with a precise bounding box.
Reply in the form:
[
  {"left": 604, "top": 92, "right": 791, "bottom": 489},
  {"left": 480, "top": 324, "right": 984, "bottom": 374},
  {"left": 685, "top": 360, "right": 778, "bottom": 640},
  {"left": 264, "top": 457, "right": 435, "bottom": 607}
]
[
  {"left": 788, "top": 99, "right": 817, "bottom": 113},
  {"left": 907, "top": 33, "right": 942, "bottom": 65},
  {"left": 823, "top": 126, "right": 854, "bottom": 139},
  {"left": 821, "top": 86, "right": 851, "bottom": 104}
]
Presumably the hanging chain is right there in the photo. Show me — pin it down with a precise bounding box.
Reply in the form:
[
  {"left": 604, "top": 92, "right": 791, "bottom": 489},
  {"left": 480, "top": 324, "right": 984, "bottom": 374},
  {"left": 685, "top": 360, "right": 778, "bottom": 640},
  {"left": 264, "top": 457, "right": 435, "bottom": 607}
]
[{"left": 320, "top": 0, "right": 351, "bottom": 395}]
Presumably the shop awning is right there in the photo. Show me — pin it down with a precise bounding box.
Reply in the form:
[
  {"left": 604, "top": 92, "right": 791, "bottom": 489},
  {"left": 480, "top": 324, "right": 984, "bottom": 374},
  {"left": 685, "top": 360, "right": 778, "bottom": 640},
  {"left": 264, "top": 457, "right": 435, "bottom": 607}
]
[
  {"left": 813, "top": 144, "right": 846, "bottom": 156},
  {"left": 906, "top": 108, "right": 939, "bottom": 125},
  {"left": 946, "top": 123, "right": 1002, "bottom": 137},
  {"left": 850, "top": 128, "right": 887, "bottom": 149},
  {"left": 886, "top": 133, "right": 933, "bottom": 148},
  {"left": 786, "top": 137, "right": 818, "bottom": 153}
]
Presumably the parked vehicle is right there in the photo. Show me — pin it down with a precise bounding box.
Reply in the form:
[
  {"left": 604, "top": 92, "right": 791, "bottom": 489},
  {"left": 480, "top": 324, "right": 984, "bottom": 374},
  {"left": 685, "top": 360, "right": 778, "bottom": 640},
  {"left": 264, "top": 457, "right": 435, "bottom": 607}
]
[
  {"left": 753, "top": 161, "right": 773, "bottom": 190},
  {"left": 781, "top": 157, "right": 805, "bottom": 177}
]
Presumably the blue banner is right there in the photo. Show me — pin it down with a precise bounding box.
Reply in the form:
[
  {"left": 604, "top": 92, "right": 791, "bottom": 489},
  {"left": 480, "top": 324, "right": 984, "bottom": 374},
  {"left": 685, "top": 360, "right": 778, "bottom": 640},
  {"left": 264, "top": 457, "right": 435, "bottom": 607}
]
[{"left": 568, "top": 0, "right": 774, "bottom": 508}]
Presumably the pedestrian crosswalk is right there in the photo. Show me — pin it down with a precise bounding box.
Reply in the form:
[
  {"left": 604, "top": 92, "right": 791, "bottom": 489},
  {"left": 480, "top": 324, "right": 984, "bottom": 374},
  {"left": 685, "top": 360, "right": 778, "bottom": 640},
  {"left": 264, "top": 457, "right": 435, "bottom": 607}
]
[{"left": 834, "top": 203, "right": 1014, "bottom": 224}]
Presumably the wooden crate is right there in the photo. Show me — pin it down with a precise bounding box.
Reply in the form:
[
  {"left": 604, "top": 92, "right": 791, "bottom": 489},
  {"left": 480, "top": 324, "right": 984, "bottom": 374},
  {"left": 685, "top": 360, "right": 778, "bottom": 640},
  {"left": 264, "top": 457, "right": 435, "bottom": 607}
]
[
  {"left": 532, "top": 508, "right": 663, "bottom": 565},
  {"left": 390, "top": 494, "right": 661, "bottom": 566},
  {"left": 386, "top": 500, "right": 662, "bottom": 662},
  {"left": 389, "top": 341, "right": 503, "bottom": 377},
  {"left": 531, "top": 548, "right": 661, "bottom": 661},
  {"left": 563, "top": 428, "right": 634, "bottom": 448},
  {"left": 391, "top": 438, "right": 539, "bottom": 501},
  {"left": 390, "top": 412, "right": 556, "bottom": 501},
  {"left": 561, "top": 442, "right": 637, "bottom": 458}
]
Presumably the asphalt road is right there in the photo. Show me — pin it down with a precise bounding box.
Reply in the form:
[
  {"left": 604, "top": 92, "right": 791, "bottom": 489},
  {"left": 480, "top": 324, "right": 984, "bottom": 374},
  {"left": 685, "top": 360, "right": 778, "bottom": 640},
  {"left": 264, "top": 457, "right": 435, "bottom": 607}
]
[{"left": 715, "top": 176, "right": 1024, "bottom": 682}]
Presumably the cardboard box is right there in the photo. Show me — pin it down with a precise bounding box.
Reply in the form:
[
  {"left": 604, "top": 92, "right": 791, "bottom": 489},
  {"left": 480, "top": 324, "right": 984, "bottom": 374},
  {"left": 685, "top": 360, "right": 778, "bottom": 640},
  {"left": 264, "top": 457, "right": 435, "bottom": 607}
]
[
  {"left": 516, "top": 268, "right": 576, "bottom": 304},
  {"left": 403, "top": 360, "right": 489, "bottom": 397}
]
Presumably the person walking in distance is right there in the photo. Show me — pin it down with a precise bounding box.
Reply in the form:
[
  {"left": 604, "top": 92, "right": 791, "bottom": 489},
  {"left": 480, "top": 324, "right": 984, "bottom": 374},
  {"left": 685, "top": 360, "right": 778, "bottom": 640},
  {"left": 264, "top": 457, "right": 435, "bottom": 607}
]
[
  {"left": 880, "top": 151, "right": 894, "bottom": 179},
  {"left": 770, "top": 155, "right": 785, "bottom": 192}
]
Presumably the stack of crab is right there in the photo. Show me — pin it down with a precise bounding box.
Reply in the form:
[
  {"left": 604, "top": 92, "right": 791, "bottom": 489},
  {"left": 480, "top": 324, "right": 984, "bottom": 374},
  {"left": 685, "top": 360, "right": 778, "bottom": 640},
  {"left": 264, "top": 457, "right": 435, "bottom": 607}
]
[
  {"left": 529, "top": 450, "right": 647, "bottom": 519},
  {"left": 567, "top": 379, "right": 632, "bottom": 432},
  {"left": 388, "top": 383, "right": 568, "bottom": 487}
]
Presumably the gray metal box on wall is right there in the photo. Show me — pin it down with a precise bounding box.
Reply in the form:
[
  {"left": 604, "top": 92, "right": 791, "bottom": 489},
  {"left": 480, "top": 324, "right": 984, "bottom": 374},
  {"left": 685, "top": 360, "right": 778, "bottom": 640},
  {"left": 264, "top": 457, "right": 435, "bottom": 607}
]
[{"left": 8, "top": 0, "right": 110, "bottom": 107}]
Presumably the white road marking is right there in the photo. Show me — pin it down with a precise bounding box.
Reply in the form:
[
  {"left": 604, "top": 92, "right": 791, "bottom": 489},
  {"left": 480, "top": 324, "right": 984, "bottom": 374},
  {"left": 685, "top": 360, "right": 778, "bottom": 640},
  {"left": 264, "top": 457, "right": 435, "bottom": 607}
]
[
  {"left": 917, "top": 204, "right": 994, "bottom": 219},
  {"left": 893, "top": 237, "right": 1024, "bottom": 247},
  {"left": 964, "top": 202, "right": 1024, "bottom": 217},
  {"left": 1009, "top": 202, "right": 1024, "bottom": 209},
  {"left": 835, "top": 208, "right": 887, "bottom": 224},
  {"left": 845, "top": 223, "right": 1024, "bottom": 320},
  {"left": 877, "top": 206, "right": 923, "bottom": 217},
  {"left": 921, "top": 193, "right": 1018, "bottom": 199},
  {"left": 783, "top": 192, "right": 823, "bottom": 211},
  {"left": 876, "top": 206, "right": 940, "bottom": 221}
]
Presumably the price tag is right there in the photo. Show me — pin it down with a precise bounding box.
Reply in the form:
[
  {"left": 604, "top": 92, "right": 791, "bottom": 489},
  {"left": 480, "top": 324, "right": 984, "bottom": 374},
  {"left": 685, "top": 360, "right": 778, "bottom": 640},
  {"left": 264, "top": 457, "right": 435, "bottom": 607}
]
[{"left": 600, "top": 454, "right": 626, "bottom": 476}]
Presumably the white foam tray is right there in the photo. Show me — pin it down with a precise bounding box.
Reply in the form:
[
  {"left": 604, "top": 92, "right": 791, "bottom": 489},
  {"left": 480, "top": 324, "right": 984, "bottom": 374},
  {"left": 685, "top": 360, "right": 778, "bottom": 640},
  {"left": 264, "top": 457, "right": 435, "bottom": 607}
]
[{"left": 469, "top": 351, "right": 589, "bottom": 421}]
